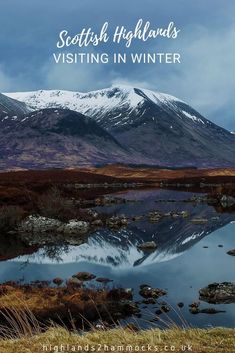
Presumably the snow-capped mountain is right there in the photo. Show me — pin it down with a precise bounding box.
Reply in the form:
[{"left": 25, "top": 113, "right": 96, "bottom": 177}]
[
  {"left": 5, "top": 86, "right": 188, "bottom": 130},
  {"left": 0, "top": 92, "right": 30, "bottom": 119},
  {"left": 3, "top": 85, "right": 235, "bottom": 168}
]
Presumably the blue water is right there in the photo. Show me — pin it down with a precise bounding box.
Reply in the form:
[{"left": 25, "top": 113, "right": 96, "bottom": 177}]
[{"left": 0, "top": 189, "right": 234, "bottom": 328}]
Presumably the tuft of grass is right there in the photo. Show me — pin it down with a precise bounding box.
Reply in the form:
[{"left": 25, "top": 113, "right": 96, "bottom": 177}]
[
  {"left": 0, "top": 291, "right": 234, "bottom": 352},
  {"left": 0, "top": 302, "right": 43, "bottom": 340},
  {"left": 0, "top": 326, "right": 234, "bottom": 353}
]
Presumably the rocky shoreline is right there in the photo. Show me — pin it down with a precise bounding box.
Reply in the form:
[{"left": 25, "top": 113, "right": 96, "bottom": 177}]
[
  {"left": 0, "top": 275, "right": 233, "bottom": 331},
  {"left": 0, "top": 174, "right": 234, "bottom": 331}
]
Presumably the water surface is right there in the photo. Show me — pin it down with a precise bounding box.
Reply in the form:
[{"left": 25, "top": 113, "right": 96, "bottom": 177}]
[{"left": 1, "top": 189, "right": 234, "bottom": 328}]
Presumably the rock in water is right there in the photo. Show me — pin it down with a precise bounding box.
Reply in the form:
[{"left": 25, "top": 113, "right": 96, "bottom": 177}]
[
  {"left": 18, "top": 216, "right": 63, "bottom": 233},
  {"left": 139, "top": 286, "right": 167, "bottom": 299},
  {"left": 63, "top": 220, "right": 89, "bottom": 234},
  {"left": 18, "top": 216, "right": 89, "bottom": 235},
  {"left": 227, "top": 249, "right": 235, "bottom": 256},
  {"left": 137, "top": 241, "right": 157, "bottom": 250},
  {"left": 199, "top": 282, "right": 235, "bottom": 304},
  {"left": 53, "top": 278, "right": 63, "bottom": 286},
  {"left": 72, "top": 272, "right": 96, "bottom": 281}
]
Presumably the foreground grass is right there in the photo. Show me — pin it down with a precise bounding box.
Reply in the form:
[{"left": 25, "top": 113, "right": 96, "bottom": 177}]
[{"left": 0, "top": 327, "right": 234, "bottom": 353}]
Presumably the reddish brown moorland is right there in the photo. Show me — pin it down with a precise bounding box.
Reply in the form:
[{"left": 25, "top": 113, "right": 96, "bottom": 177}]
[{"left": 83, "top": 164, "right": 235, "bottom": 184}]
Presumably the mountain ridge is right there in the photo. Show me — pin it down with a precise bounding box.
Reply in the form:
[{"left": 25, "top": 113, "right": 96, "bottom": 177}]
[
  {"left": 2, "top": 86, "right": 235, "bottom": 168},
  {"left": 0, "top": 92, "right": 31, "bottom": 119}
]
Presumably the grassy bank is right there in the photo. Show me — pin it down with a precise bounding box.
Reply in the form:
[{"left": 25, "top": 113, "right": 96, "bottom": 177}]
[{"left": 0, "top": 327, "right": 234, "bottom": 353}]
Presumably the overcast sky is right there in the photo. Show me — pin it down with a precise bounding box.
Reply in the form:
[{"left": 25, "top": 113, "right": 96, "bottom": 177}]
[{"left": 0, "top": 0, "right": 234, "bottom": 130}]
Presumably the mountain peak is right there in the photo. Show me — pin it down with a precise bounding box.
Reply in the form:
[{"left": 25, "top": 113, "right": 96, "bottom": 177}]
[
  {"left": 3, "top": 86, "right": 235, "bottom": 168},
  {"left": 5, "top": 85, "right": 183, "bottom": 112},
  {"left": 4, "top": 86, "right": 188, "bottom": 131}
]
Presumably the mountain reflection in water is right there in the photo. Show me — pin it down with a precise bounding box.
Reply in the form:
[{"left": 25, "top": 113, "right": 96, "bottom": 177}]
[
  {"left": 5, "top": 188, "right": 234, "bottom": 269},
  {"left": 1, "top": 189, "right": 235, "bottom": 328}
]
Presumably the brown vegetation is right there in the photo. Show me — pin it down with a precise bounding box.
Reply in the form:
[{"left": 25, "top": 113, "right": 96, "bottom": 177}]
[
  {"left": 0, "top": 169, "right": 136, "bottom": 212},
  {"left": 0, "top": 167, "right": 234, "bottom": 209},
  {"left": 0, "top": 283, "right": 137, "bottom": 330},
  {"left": 86, "top": 164, "right": 235, "bottom": 183},
  {"left": 0, "top": 167, "right": 234, "bottom": 234},
  {"left": 0, "top": 206, "right": 25, "bottom": 232}
]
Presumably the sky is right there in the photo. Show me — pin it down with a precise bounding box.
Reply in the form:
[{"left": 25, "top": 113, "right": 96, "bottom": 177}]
[{"left": 0, "top": 0, "right": 234, "bottom": 130}]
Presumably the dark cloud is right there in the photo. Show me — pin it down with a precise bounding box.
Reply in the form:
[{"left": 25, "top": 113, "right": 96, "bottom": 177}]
[{"left": 0, "top": 0, "right": 234, "bottom": 129}]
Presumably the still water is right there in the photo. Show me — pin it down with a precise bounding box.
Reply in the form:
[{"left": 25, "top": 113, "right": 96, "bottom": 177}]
[{"left": 0, "top": 189, "right": 235, "bottom": 328}]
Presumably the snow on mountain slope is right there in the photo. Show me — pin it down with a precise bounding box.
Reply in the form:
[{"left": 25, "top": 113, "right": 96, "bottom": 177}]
[
  {"left": 4, "top": 85, "right": 235, "bottom": 167},
  {"left": 13, "top": 240, "right": 183, "bottom": 269},
  {"left": 0, "top": 92, "right": 31, "bottom": 119},
  {"left": 5, "top": 85, "right": 190, "bottom": 130},
  {"left": 5, "top": 85, "right": 183, "bottom": 111}
]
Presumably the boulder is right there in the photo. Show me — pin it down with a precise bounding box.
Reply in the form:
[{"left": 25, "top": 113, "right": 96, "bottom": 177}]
[
  {"left": 137, "top": 241, "right": 157, "bottom": 251},
  {"left": 72, "top": 272, "right": 96, "bottom": 281},
  {"left": 106, "top": 216, "right": 128, "bottom": 228},
  {"left": 160, "top": 305, "right": 170, "bottom": 313},
  {"left": 18, "top": 215, "right": 62, "bottom": 233},
  {"left": 189, "top": 307, "right": 200, "bottom": 314},
  {"left": 189, "top": 302, "right": 200, "bottom": 314},
  {"left": 139, "top": 286, "right": 167, "bottom": 299},
  {"left": 227, "top": 249, "right": 235, "bottom": 256},
  {"left": 199, "top": 282, "right": 235, "bottom": 304},
  {"left": 53, "top": 277, "right": 63, "bottom": 286},
  {"left": 63, "top": 220, "right": 89, "bottom": 234},
  {"left": 18, "top": 216, "right": 90, "bottom": 235},
  {"left": 148, "top": 211, "right": 162, "bottom": 222}
]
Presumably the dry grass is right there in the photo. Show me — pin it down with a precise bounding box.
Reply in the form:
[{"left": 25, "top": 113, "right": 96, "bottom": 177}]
[
  {"left": 0, "top": 284, "right": 108, "bottom": 320},
  {"left": 0, "top": 287, "right": 234, "bottom": 352},
  {"left": 88, "top": 165, "right": 235, "bottom": 181},
  {"left": 0, "top": 326, "right": 234, "bottom": 353},
  {"left": 0, "top": 284, "right": 135, "bottom": 331}
]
